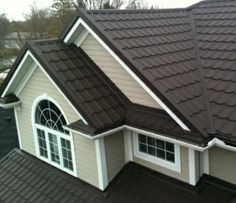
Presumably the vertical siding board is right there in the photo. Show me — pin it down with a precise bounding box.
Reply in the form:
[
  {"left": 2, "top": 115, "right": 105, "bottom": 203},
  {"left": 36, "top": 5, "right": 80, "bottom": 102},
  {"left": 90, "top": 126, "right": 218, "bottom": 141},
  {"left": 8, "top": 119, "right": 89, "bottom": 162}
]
[
  {"left": 81, "top": 34, "right": 161, "bottom": 109},
  {"left": 17, "top": 67, "right": 99, "bottom": 187}
]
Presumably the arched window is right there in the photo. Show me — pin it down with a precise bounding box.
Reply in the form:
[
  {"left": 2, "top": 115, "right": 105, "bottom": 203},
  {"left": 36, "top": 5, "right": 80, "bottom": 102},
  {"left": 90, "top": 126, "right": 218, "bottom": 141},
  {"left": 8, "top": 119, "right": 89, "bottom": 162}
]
[{"left": 34, "top": 99, "right": 75, "bottom": 175}]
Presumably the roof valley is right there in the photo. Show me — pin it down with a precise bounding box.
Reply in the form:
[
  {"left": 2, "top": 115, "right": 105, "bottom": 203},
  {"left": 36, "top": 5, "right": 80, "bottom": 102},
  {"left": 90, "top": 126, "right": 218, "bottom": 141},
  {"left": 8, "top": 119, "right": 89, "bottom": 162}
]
[{"left": 188, "top": 10, "right": 215, "bottom": 135}]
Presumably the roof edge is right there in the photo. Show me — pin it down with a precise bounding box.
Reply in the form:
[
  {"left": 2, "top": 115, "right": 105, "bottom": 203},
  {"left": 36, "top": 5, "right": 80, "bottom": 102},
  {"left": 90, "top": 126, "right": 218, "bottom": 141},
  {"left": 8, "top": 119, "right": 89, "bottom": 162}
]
[{"left": 62, "top": 8, "right": 207, "bottom": 136}]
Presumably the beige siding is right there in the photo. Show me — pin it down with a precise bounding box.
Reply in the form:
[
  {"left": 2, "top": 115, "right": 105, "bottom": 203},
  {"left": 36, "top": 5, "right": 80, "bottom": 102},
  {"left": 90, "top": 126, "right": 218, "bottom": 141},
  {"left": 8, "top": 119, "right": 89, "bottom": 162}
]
[
  {"left": 74, "top": 135, "right": 98, "bottom": 186},
  {"left": 17, "top": 66, "right": 99, "bottom": 187},
  {"left": 81, "top": 34, "right": 161, "bottom": 109},
  {"left": 133, "top": 146, "right": 189, "bottom": 182},
  {"left": 209, "top": 147, "right": 236, "bottom": 185},
  {"left": 105, "top": 131, "right": 125, "bottom": 182}
]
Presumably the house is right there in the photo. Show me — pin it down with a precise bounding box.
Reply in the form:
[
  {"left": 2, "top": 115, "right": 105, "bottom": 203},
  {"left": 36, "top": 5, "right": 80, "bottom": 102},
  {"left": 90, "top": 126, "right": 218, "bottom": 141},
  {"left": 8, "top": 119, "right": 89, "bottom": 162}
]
[{"left": 0, "top": 0, "right": 236, "bottom": 202}]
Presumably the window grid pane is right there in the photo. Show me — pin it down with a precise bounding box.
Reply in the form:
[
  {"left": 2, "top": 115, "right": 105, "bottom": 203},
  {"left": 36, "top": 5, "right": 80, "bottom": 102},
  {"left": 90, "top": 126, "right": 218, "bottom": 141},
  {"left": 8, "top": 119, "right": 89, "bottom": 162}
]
[
  {"left": 49, "top": 133, "right": 60, "bottom": 164},
  {"left": 37, "top": 129, "right": 48, "bottom": 158},
  {"left": 35, "top": 100, "right": 74, "bottom": 174},
  {"left": 61, "top": 138, "right": 73, "bottom": 171},
  {"left": 35, "top": 100, "right": 69, "bottom": 134},
  {"left": 138, "top": 134, "right": 175, "bottom": 163}
]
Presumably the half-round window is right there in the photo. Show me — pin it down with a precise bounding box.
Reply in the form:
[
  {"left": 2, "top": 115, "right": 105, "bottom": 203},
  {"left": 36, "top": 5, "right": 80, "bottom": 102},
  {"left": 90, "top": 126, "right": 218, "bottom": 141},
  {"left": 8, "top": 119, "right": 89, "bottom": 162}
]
[
  {"left": 35, "top": 100, "right": 68, "bottom": 134},
  {"left": 34, "top": 99, "right": 75, "bottom": 175}
]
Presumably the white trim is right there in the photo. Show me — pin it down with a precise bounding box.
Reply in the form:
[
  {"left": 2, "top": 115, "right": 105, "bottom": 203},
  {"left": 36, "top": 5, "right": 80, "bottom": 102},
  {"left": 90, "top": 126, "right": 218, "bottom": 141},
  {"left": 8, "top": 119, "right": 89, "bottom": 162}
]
[
  {"left": 64, "top": 18, "right": 190, "bottom": 131},
  {"left": 203, "top": 149, "right": 209, "bottom": 174},
  {"left": 65, "top": 123, "right": 236, "bottom": 155},
  {"left": 0, "top": 101, "right": 21, "bottom": 109},
  {"left": 64, "top": 125, "right": 205, "bottom": 150},
  {"left": 95, "top": 138, "right": 108, "bottom": 190},
  {"left": 132, "top": 132, "right": 181, "bottom": 173},
  {"left": 124, "top": 129, "right": 133, "bottom": 163},
  {"left": 28, "top": 51, "right": 88, "bottom": 124},
  {"left": 64, "top": 18, "right": 82, "bottom": 43},
  {"left": 15, "top": 62, "right": 37, "bottom": 96},
  {"left": 64, "top": 125, "right": 124, "bottom": 140},
  {"left": 188, "top": 148, "right": 197, "bottom": 185},
  {"left": 2, "top": 51, "right": 31, "bottom": 97},
  {"left": 14, "top": 107, "right": 23, "bottom": 149},
  {"left": 1, "top": 49, "right": 88, "bottom": 125},
  {"left": 31, "top": 95, "right": 78, "bottom": 177},
  {"left": 75, "top": 29, "right": 89, "bottom": 47}
]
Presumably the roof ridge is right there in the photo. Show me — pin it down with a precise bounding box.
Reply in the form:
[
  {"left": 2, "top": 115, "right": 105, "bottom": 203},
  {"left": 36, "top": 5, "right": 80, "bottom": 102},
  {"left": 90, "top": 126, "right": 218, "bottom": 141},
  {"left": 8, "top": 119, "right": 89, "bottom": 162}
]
[
  {"left": 187, "top": 0, "right": 236, "bottom": 10},
  {"left": 187, "top": 10, "right": 216, "bottom": 135},
  {"left": 86, "top": 8, "right": 186, "bottom": 14}
]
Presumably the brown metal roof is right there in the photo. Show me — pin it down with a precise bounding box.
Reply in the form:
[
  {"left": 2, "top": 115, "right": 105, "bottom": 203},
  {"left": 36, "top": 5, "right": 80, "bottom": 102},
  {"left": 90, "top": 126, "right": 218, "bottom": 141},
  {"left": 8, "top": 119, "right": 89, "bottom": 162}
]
[
  {"left": 60, "top": 0, "right": 236, "bottom": 145},
  {"left": 0, "top": 149, "right": 235, "bottom": 203},
  {"left": 21, "top": 40, "right": 128, "bottom": 133},
  {"left": 0, "top": 39, "right": 204, "bottom": 145}
]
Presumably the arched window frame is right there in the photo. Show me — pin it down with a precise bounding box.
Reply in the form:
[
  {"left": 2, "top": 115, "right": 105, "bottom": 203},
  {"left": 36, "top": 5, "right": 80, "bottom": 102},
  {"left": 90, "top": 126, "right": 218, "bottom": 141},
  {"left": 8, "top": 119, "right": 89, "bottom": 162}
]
[{"left": 32, "top": 94, "right": 77, "bottom": 177}]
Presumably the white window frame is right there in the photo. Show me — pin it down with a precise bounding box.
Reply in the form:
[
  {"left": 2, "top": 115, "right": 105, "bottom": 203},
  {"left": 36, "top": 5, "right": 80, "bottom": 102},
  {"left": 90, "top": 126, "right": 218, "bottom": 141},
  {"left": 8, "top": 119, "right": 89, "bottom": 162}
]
[
  {"left": 32, "top": 94, "right": 77, "bottom": 177},
  {"left": 133, "top": 132, "right": 181, "bottom": 173}
]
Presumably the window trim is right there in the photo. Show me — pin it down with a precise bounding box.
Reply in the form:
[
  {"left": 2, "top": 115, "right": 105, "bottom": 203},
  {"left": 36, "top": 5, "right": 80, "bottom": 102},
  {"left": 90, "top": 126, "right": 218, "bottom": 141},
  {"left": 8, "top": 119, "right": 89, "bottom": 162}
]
[
  {"left": 132, "top": 132, "right": 181, "bottom": 173},
  {"left": 32, "top": 94, "right": 78, "bottom": 177}
]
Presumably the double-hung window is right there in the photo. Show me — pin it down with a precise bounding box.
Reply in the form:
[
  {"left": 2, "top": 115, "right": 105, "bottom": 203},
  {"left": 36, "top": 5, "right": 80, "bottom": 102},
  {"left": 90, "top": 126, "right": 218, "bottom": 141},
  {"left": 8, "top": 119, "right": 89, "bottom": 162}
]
[{"left": 34, "top": 99, "right": 75, "bottom": 175}]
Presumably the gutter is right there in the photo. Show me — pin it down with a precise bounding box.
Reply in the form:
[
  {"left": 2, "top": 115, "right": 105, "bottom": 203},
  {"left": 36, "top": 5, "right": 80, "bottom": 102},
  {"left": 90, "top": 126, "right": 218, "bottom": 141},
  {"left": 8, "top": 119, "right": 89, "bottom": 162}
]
[
  {"left": 0, "top": 101, "right": 21, "bottom": 109},
  {"left": 64, "top": 125, "right": 236, "bottom": 152}
]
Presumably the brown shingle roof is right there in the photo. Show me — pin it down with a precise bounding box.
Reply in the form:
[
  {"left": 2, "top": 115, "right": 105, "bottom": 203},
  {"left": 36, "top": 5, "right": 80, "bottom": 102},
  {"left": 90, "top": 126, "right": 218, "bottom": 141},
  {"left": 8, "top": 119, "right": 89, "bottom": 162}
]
[
  {"left": 1, "top": 149, "right": 235, "bottom": 203},
  {"left": 60, "top": 0, "right": 236, "bottom": 145}
]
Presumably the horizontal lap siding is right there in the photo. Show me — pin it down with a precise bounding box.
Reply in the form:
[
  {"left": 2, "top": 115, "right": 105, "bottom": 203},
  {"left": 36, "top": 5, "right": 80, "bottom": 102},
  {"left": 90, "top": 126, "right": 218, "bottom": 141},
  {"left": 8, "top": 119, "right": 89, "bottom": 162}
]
[
  {"left": 81, "top": 34, "right": 161, "bottom": 109},
  {"left": 73, "top": 135, "right": 98, "bottom": 186},
  {"left": 209, "top": 147, "right": 236, "bottom": 185},
  {"left": 133, "top": 146, "right": 189, "bottom": 182},
  {"left": 17, "top": 67, "right": 99, "bottom": 187},
  {"left": 105, "top": 131, "right": 125, "bottom": 182}
]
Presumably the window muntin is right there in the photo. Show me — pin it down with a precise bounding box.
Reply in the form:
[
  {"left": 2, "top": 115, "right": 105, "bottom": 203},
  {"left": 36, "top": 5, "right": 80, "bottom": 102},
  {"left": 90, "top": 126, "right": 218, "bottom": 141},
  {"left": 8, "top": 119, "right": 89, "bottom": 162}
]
[
  {"left": 34, "top": 99, "right": 75, "bottom": 175},
  {"left": 35, "top": 100, "right": 68, "bottom": 134},
  {"left": 61, "top": 138, "right": 73, "bottom": 171},
  {"left": 37, "top": 129, "right": 48, "bottom": 158},
  {"left": 138, "top": 134, "right": 175, "bottom": 163},
  {"left": 49, "top": 133, "right": 60, "bottom": 164}
]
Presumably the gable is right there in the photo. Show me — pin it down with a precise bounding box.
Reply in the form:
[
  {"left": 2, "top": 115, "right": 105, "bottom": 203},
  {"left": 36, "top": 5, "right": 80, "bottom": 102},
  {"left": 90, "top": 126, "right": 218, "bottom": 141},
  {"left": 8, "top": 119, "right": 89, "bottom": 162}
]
[
  {"left": 17, "top": 65, "right": 80, "bottom": 154},
  {"left": 81, "top": 34, "right": 161, "bottom": 109},
  {"left": 19, "top": 66, "right": 80, "bottom": 123}
]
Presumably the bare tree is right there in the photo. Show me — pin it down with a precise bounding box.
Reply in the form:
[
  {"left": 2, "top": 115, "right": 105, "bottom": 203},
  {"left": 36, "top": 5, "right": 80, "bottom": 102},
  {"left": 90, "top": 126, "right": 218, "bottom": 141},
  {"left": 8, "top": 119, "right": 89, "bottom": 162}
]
[
  {"left": 24, "top": 4, "right": 49, "bottom": 39},
  {"left": 126, "top": 0, "right": 149, "bottom": 9}
]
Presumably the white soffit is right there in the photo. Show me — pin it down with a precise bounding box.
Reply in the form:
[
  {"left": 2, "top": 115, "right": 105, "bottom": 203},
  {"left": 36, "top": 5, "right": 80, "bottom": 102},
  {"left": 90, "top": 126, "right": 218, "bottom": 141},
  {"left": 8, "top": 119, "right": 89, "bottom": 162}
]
[{"left": 63, "top": 17, "right": 190, "bottom": 131}]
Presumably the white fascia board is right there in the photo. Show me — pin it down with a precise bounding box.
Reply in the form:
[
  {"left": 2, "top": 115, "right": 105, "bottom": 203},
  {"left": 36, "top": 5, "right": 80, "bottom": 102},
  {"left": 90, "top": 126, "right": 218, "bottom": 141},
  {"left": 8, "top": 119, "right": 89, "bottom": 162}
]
[
  {"left": 1, "top": 48, "right": 88, "bottom": 125},
  {"left": 65, "top": 123, "right": 236, "bottom": 153},
  {"left": 15, "top": 62, "right": 37, "bottom": 96},
  {"left": 27, "top": 51, "right": 88, "bottom": 124},
  {"left": 63, "top": 18, "right": 190, "bottom": 131},
  {"left": 0, "top": 101, "right": 21, "bottom": 109},
  {"left": 64, "top": 124, "right": 206, "bottom": 151},
  {"left": 2, "top": 51, "right": 31, "bottom": 97}
]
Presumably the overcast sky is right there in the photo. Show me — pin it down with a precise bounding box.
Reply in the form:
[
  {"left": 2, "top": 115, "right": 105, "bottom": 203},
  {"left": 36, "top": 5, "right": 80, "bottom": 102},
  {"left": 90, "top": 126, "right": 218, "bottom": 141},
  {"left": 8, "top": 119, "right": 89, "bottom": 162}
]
[{"left": 0, "top": 0, "right": 201, "bottom": 21}]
